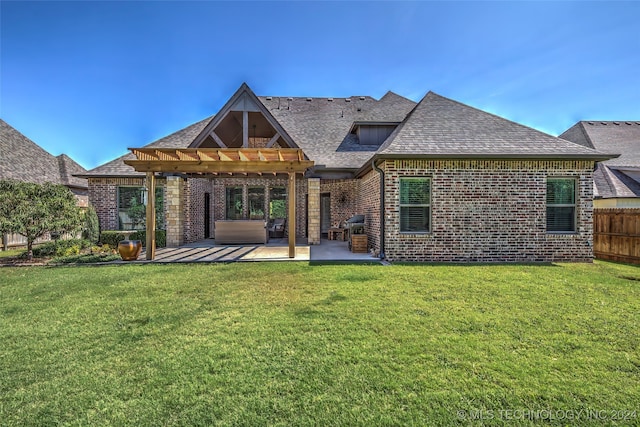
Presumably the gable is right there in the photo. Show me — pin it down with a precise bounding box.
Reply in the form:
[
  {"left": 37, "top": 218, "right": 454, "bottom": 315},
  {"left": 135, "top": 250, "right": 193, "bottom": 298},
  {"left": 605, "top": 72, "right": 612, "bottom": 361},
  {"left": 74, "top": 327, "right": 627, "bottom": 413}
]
[{"left": 190, "top": 83, "right": 297, "bottom": 150}]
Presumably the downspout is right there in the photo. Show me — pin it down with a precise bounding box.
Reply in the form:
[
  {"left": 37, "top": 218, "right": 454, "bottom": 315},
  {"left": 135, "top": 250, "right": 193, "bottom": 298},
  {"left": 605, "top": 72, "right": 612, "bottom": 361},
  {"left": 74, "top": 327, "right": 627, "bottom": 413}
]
[{"left": 372, "top": 160, "right": 385, "bottom": 259}]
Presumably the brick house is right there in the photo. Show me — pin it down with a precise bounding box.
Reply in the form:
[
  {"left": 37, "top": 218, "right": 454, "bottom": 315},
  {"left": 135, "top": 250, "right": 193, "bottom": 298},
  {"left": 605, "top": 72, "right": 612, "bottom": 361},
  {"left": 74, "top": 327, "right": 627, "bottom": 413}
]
[{"left": 79, "top": 84, "right": 614, "bottom": 262}]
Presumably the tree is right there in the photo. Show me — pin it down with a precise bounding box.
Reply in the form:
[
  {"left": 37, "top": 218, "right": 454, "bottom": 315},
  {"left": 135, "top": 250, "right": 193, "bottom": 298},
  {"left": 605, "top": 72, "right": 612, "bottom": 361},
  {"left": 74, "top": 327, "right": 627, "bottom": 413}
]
[
  {"left": 82, "top": 205, "right": 100, "bottom": 243},
  {"left": 0, "top": 180, "right": 83, "bottom": 260}
]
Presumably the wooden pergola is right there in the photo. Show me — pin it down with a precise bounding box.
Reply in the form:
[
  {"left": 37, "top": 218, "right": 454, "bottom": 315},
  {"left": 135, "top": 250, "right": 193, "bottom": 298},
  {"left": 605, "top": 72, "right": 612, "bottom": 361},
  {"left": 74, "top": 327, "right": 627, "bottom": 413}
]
[{"left": 124, "top": 148, "right": 314, "bottom": 259}]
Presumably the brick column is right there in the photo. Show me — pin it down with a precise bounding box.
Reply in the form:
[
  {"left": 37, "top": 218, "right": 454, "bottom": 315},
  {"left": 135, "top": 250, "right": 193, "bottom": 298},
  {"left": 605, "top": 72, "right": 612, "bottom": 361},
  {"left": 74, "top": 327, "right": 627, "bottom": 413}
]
[
  {"left": 165, "top": 176, "right": 184, "bottom": 247},
  {"left": 307, "top": 178, "right": 320, "bottom": 245}
]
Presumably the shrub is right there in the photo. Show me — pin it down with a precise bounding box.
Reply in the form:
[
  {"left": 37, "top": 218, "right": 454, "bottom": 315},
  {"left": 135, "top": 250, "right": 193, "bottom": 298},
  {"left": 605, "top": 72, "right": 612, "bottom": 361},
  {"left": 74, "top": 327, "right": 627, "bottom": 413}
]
[
  {"left": 100, "top": 230, "right": 166, "bottom": 248},
  {"left": 82, "top": 207, "right": 100, "bottom": 243},
  {"left": 131, "top": 230, "right": 166, "bottom": 248},
  {"left": 31, "top": 239, "right": 92, "bottom": 257},
  {"left": 55, "top": 253, "right": 120, "bottom": 264},
  {"left": 99, "top": 231, "right": 127, "bottom": 248}
]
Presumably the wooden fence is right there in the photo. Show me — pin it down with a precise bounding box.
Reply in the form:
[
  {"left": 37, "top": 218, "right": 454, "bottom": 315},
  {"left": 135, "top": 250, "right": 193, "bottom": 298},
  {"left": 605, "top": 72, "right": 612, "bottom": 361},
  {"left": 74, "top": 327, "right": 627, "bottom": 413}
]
[{"left": 593, "top": 208, "right": 640, "bottom": 264}]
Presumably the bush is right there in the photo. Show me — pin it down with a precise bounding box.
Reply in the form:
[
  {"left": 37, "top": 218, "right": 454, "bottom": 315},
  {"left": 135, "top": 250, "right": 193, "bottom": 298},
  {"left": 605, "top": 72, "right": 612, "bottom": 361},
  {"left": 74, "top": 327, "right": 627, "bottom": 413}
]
[
  {"left": 55, "top": 253, "right": 120, "bottom": 264},
  {"left": 31, "top": 239, "right": 92, "bottom": 257},
  {"left": 99, "top": 231, "right": 127, "bottom": 248},
  {"left": 100, "top": 230, "right": 166, "bottom": 248},
  {"left": 82, "top": 207, "right": 100, "bottom": 243},
  {"left": 131, "top": 230, "right": 166, "bottom": 248}
]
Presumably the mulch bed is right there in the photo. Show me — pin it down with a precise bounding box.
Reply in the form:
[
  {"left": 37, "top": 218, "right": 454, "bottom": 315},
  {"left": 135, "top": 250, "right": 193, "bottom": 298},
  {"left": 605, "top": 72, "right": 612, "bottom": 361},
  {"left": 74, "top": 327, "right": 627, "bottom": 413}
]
[{"left": 0, "top": 256, "right": 51, "bottom": 267}]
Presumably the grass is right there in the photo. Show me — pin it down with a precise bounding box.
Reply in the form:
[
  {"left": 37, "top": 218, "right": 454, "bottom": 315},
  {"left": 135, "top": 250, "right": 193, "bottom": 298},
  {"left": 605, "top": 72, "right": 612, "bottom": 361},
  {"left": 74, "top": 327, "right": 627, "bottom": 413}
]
[{"left": 1, "top": 261, "right": 639, "bottom": 426}]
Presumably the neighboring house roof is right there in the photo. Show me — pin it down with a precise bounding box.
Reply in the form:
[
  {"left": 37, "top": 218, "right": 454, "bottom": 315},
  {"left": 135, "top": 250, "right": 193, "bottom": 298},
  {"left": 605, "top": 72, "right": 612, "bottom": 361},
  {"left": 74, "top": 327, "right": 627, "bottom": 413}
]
[
  {"left": 559, "top": 121, "right": 640, "bottom": 168},
  {"left": 0, "top": 119, "right": 87, "bottom": 189},
  {"left": 560, "top": 121, "right": 640, "bottom": 199},
  {"left": 593, "top": 163, "right": 640, "bottom": 198},
  {"left": 82, "top": 84, "right": 614, "bottom": 178},
  {"left": 79, "top": 115, "right": 214, "bottom": 177}
]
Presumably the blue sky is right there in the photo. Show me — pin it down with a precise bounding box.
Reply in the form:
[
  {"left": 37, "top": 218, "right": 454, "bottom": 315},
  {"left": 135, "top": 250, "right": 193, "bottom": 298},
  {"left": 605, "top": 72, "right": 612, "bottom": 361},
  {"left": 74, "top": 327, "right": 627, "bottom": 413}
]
[{"left": 1, "top": 1, "right": 639, "bottom": 170}]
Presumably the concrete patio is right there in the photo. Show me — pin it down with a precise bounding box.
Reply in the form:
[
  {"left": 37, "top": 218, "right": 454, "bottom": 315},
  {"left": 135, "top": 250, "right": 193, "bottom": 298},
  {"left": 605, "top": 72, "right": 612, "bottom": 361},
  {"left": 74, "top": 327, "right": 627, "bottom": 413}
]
[{"left": 131, "top": 238, "right": 379, "bottom": 263}]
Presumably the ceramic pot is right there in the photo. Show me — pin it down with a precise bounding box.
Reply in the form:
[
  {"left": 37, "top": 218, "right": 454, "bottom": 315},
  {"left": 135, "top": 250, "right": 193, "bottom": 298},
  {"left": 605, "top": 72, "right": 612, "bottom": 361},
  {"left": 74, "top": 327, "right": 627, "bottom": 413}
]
[{"left": 118, "top": 240, "right": 142, "bottom": 261}]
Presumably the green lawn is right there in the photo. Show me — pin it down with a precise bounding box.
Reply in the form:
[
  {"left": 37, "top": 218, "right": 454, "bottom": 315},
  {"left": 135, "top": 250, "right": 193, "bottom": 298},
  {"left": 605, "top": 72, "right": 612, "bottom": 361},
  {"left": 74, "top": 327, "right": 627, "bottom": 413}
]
[{"left": 1, "top": 261, "right": 639, "bottom": 426}]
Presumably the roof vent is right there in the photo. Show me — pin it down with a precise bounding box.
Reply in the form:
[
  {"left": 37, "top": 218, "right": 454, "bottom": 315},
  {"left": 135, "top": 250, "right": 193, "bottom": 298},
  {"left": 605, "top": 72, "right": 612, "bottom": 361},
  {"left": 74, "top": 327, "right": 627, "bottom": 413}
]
[
  {"left": 626, "top": 122, "right": 632, "bottom": 125},
  {"left": 345, "top": 98, "right": 351, "bottom": 102},
  {"left": 287, "top": 97, "right": 293, "bottom": 101},
  {"left": 613, "top": 122, "right": 620, "bottom": 125},
  {"left": 327, "top": 98, "right": 333, "bottom": 102},
  {"left": 306, "top": 97, "right": 312, "bottom": 102},
  {"left": 587, "top": 121, "right": 594, "bottom": 125},
  {"left": 359, "top": 96, "right": 365, "bottom": 100},
  {"left": 601, "top": 122, "right": 608, "bottom": 125},
  {"left": 357, "top": 108, "right": 362, "bottom": 112},
  {"left": 266, "top": 96, "right": 272, "bottom": 101}
]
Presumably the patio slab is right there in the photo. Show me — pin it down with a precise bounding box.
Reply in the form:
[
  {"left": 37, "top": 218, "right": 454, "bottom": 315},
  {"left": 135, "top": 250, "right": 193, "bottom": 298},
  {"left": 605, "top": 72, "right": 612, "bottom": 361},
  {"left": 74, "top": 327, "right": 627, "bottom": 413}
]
[{"left": 129, "top": 238, "right": 378, "bottom": 263}]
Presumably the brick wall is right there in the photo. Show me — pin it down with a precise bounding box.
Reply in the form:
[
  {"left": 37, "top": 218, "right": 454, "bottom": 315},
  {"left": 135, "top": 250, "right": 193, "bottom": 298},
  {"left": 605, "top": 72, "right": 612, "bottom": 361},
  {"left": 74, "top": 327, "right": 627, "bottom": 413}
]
[
  {"left": 381, "top": 159, "right": 595, "bottom": 262},
  {"left": 319, "top": 179, "right": 360, "bottom": 228},
  {"left": 89, "top": 177, "right": 166, "bottom": 232},
  {"left": 184, "top": 178, "right": 212, "bottom": 243},
  {"left": 357, "top": 170, "right": 381, "bottom": 255}
]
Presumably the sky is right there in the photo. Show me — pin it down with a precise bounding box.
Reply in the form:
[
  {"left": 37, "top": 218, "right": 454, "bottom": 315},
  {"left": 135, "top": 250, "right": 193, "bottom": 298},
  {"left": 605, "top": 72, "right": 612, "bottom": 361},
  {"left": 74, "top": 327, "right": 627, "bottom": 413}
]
[{"left": 1, "top": 1, "right": 639, "bottom": 170}]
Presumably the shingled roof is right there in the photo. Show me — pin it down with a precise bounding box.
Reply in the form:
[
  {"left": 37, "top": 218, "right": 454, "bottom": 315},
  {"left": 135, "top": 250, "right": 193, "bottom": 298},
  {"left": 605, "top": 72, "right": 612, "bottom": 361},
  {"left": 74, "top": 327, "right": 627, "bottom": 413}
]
[
  {"left": 376, "top": 92, "right": 613, "bottom": 159},
  {"left": 560, "top": 121, "right": 640, "bottom": 199},
  {"left": 559, "top": 121, "right": 640, "bottom": 168},
  {"left": 0, "top": 119, "right": 87, "bottom": 189},
  {"left": 259, "top": 91, "right": 417, "bottom": 169},
  {"left": 83, "top": 85, "right": 615, "bottom": 178},
  {"left": 79, "top": 115, "right": 214, "bottom": 177}
]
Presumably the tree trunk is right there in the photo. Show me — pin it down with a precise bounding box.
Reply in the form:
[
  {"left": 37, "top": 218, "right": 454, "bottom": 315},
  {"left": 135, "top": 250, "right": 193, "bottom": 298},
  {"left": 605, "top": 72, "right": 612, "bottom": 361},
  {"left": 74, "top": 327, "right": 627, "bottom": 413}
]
[{"left": 27, "top": 239, "right": 34, "bottom": 261}]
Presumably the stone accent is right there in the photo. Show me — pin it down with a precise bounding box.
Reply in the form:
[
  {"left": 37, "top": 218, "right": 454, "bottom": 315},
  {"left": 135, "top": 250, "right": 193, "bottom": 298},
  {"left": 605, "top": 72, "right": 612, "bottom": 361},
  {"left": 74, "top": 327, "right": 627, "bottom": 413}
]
[
  {"left": 165, "top": 176, "right": 184, "bottom": 247},
  {"left": 382, "top": 159, "right": 595, "bottom": 262},
  {"left": 307, "top": 178, "right": 320, "bottom": 244}
]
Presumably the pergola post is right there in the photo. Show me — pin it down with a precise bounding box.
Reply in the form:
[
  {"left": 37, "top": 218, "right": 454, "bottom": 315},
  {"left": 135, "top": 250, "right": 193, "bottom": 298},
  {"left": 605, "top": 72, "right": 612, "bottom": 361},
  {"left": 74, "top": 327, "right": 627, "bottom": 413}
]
[
  {"left": 288, "top": 172, "right": 296, "bottom": 258},
  {"left": 145, "top": 172, "right": 156, "bottom": 260}
]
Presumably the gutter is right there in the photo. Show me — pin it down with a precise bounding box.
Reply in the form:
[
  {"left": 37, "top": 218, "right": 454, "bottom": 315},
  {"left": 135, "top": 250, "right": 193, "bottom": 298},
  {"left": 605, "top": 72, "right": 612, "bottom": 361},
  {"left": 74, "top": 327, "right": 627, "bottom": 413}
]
[{"left": 371, "top": 159, "right": 385, "bottom": 260}]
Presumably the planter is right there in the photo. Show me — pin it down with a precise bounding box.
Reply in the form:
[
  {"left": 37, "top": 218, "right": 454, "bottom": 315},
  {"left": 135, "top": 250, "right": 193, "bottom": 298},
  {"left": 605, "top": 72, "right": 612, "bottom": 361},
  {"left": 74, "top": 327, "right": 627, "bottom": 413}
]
[
  {"left": 118, "top": 240, "right": 142, "bottom": 261},
  {"left": 351, "top": 234, "right": 368, "bottom": 253}
]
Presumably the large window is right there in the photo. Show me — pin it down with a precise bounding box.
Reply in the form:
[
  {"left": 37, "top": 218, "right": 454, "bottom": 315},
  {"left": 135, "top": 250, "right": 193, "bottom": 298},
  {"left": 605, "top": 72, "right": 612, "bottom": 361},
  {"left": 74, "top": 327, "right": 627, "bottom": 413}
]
[
  {"left": 400, "top": 177, "right": 431, "bottom": 233},
  {"left": 248, "top": 187, "right": 265, "bottom": 219},
  {"left": 269, "top": 186, "right": 287, "bottom": 219},
  {"left": 117, "top": 186, "right": 164, "bottom": 230},
  {"left": 546, "top": 178, "right": 577, "bottom": 232},
  {"left": 226, "top": 187, "right": 243, "bottom": 220}
]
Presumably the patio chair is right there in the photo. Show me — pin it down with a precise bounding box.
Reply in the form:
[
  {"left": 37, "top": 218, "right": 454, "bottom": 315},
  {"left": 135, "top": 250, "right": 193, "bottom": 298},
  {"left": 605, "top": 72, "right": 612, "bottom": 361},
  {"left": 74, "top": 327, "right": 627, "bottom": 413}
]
[{"left": 268, "top": 218, "right": 286, "bottom": 238}]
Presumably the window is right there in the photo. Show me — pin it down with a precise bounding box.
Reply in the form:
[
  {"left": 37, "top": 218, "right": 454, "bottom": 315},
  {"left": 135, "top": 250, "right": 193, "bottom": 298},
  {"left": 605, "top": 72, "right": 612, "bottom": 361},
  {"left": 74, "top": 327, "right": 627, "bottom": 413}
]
[
  {"left": 269, "top": 186, "right": 287, "bottom": 219},
  {"left": 546, "top": 178, "right": 576, "bottom": 232},
  {"left": 117, "top": 186, "right": 164, "bottom": 230},
  {"left": 226, "top": 187, "right": 243, "bottom": 220},
  {"left": 248, "top": 187, "right": 265, "bottom": 219},
  {"left": 400, "top": 177, "right": 431, "bottom": 232}
]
